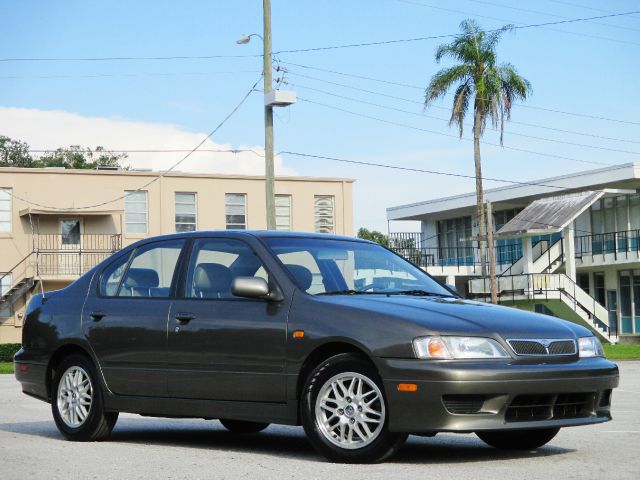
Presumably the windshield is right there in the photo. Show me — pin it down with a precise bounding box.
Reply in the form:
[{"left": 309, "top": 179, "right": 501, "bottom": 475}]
[{"left": 264, "top": 237, "right": 454, "bottom": 296}]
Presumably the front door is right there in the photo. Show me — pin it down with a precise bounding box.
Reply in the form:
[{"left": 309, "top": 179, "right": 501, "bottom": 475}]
[
  {"left": 607, "top": 289, "right": 618, "bottom": 336},
  {"left": 167, "top": 237, "right": 289, "bottom": 402},
  {"left": 59, "top": 218, "right": 82, "bottom": 275},
  {"left": 84, "top": 238, "right": 186, "bottom": 396}
]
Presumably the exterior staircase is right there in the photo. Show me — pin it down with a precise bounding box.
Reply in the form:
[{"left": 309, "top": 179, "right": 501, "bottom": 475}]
[
  {"left": 469, "top": 273, "right": 615, "bottom": 344},
  {"left": 500, "top": 238, "right": 564, "bottom": 276},
  {"left": 0, "top": 277, "right": 35, "bottom": 314}
]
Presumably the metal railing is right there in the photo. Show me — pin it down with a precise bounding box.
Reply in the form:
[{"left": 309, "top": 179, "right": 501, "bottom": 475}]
[
  {"left": 575, "top": 229, "right": 640, "bottom": 262},
  {"left": 469, "top": 273, "right": 613, "bottom": 340},
  {"left": 35, "top": 233, "right": 122, "bottom": 252},
  {"left": 390, "top": 244, "right": 523, "bottom": 271}
]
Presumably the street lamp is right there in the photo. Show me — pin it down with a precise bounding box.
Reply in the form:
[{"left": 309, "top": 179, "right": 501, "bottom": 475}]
[{"left": 236, "top": 0, "right": 295, "bottom": 231}]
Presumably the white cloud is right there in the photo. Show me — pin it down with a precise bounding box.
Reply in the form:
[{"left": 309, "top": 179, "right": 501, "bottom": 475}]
[{"left": 0, "top": 106, "right": 296, "bottom": 176}]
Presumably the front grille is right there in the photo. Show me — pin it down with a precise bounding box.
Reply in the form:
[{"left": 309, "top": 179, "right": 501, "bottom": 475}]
[
  {"left": 507, "top": 339, "right": 577, "bottom": 356},
  {"left": 442, "top": 395, "right": 486, "bottom": 414},
  {"left": 506, "top": 393, "right": 593, "bottom": 422}
]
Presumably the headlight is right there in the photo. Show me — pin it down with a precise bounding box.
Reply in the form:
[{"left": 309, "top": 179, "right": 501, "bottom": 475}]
[
  {"left": 578, "top": 336, "right": 604, "bottom": 358},
  {"left": 413, "top": 336, "right": 510, "bottom": 359}
]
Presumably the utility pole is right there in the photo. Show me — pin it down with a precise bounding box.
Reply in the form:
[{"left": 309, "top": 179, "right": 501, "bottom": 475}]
[
  {"left": 263, "top": 0, "right": 275, "bottom": 230},
  {"left": 486, "top": 201, "right": 498, "bottom": 304}
]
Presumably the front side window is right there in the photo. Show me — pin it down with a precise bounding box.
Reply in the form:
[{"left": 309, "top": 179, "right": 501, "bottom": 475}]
[
  {"left": 265, "top": 237, "right": 452, "bottom": 297},
  {"left": 0, "top": 188, "right": 11, "bottom": 233},
  {"left": 225, "top": 193, "right": 246, "bottom": 230},
  {"left": 185, "top": 238, "right": 266, "bottom": 299},
  {"left": 314, "top": 195, "right": 334, "bottom": 234},
  {"left": 175, "top": 192, "right": 197, "bottom": 232},
  {"left": 102, "top": 239, "right": 185, "bottom": 298},
  {"left": 125, "top": 191, "right": 148, "bottom": 234}
]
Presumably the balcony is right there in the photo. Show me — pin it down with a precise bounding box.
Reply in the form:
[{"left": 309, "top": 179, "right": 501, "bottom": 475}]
[
  {"left": 33, "top": 233, "right": 122, "bottom": 278},
  {"left": 575, "top": 230, "right": 640, "bottom": 267}
]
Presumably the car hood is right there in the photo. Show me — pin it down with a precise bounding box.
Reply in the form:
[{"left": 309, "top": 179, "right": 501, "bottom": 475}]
[{"left": 315, "top": 295, "right": 591, "bottom": 339}]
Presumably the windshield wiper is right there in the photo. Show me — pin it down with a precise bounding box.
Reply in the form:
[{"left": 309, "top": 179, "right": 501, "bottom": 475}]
[
  {"left": 317, "top": 290, "right": 379, "bottom": 296},
  {"left": 385, "top": 290, "right": 456, "bottom": 297}
]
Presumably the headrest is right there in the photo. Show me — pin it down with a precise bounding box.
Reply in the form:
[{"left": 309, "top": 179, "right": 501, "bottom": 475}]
[
  {"left": 285, "top": 264, "right": 313, "bottom": 291},
  {"left": 193, "top": 263, "right": 232, "bottom": 293},
  {"left": 124, "top": 268, "right": 159, "bottom": 288}
]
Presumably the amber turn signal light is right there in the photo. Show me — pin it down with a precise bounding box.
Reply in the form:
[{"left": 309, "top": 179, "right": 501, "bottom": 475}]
[
  {"left": 292, "top": 330, "right": 305, "bottom": 339},
  {"left": 397, "top": 383, "right": 418, "bottom": 392}
]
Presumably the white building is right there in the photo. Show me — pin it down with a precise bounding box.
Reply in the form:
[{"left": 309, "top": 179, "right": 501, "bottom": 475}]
[{"left": 387, "top": 162, "right": 640, "bottom": 344}]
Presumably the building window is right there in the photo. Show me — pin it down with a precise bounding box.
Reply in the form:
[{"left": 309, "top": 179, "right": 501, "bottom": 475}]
[
  {"left": 175, "top": 192, "right": 197, "bottom": 232},
  {"left": 314, "top": 195, "right": 334, "bottom": 234},
  {"left": 0, "top": 188, "right": 11, "bottom": 233},
  {"left": 225, "top": 193, "right": 246, "bottom": 230},
  {"left": 437, "top": 216, "right": 473, "bottom": 265},
  {"left": 125, "top": 191, "right": 148, "bottom": 234},
  {"left": 275, "top": 195, "right": 292, "bottom": 231}
]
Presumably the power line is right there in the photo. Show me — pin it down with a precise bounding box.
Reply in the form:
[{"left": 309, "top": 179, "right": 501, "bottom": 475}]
[
  {"left": 28, "top": 149, "right": 264, "bottom": 155},
  {"left": 280, "top": 150, "right": 628, "bottom": 190},
  {"left": 289, "top": 81, "right": 640, "bottom": 156},
  {"left": 294, "top": 95, "right": 614, "bottom": 167},
  {"left": 466, "top": 0, "right": 640, "bottom": 33},
  {"left": 283, "top": 63, "right": 640, "bottom": 127},
  {"left": 1, "top": 11, "right": 638, "bottom": 63},
  {"left": 6, "top": 76, "right": 263, "bottom": 211},
  {"left": 391, "top": 0, "right": 640, "bottom": 46},
  {"left": 0, "top": 70, "right": 261, "bottom": 80},
  {"left": 283, "top": 66, "right": 640, "bottom": 144}
]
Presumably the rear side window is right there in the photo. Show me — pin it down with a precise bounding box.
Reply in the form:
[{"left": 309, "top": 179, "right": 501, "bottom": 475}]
[
  {"left": 100, "top": 239, "right": 185, "bottom": 298},
  {"left": 100, "top": 253, "right": 131, "bottom": 297}
]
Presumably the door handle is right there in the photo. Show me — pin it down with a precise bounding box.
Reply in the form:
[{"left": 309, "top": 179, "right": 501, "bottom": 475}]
[
  {"left": 175, "top": 312, "right": 196, "bottom": 324},
  {"left": 90, "top": 311, "right": 106, "bottom": 321}
]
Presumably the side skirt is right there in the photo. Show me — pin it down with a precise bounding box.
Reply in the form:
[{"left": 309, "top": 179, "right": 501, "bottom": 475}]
[{"left": 103, "top": 394, "right": 299, "bottom": 426}]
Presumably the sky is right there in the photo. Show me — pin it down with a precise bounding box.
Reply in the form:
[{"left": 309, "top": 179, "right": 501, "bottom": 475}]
[{"left": 1, "top": 0, "right": 639, "bottom": 233}]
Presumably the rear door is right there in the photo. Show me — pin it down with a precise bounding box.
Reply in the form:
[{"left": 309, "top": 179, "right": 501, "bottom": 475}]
[
  {"left": 83, "top": 238, "right": 186, "bottom": 396},
  {"left": 167, "top": 236, "right": 289, "bottom": 402}
]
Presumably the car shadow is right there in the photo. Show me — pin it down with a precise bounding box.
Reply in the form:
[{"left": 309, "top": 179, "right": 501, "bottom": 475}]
[{"left": 0, "top": 419, "right": 574, "bottom": 464}]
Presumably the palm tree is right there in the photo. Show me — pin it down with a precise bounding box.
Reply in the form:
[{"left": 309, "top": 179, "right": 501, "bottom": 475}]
[{"left": 425, "top": 19, "right": 531, "bottom": 276}]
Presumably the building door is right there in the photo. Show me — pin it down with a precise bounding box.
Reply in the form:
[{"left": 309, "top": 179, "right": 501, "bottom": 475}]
[
  {"left": 607, "top": 290, "right": 618, "bottom": 336},
  {"left": 59, "top": 218, "right": 82, "bottom": 275}
]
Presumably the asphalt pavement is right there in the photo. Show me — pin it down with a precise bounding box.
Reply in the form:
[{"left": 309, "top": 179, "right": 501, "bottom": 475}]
[{"left": 1, "top": 362, "right": 639, "bottom": 480}]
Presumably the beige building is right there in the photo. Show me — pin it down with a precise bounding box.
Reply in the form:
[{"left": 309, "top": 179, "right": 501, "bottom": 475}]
[{"left": 0, "top": 167, "right": 354, "bottom": 343}]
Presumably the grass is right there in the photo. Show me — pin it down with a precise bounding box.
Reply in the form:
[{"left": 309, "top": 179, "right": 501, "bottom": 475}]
[
  {"left": 604, "top": 344, "right": 640, "bottom": 360},
  {"left": 0, "top": 362, "right": 14, "bottom": 374}
]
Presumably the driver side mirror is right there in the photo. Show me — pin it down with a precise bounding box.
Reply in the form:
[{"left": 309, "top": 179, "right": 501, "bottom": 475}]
[{"left": 231, "top": 277, "right": 283, "bottom": 302}]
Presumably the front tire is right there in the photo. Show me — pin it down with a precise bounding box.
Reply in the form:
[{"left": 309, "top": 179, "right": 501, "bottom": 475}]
[
  {"left": 51, "top": 354, "right": 118, "bottom": 441},
  {"left": 219, "top": 419, "right": 269, "bottom": 434},
  {"left": 476, "top": 427, "right": 560, "bottom": 450},
  {"left": 301, "top": 353, "right": 407, "bottom": 463}
]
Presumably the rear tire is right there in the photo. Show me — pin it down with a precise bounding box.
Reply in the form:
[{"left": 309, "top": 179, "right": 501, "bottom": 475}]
[
  {"left": 301, "top": 353, "right": 407, "bottom": 463},
  {"left": 51, "top": 354, "right": 118, "bottom": 441},
  {"left": 219, "top": 419, "right": 269, "bottom": 434},
  {"left": 476, "top": 427, "right": 560, "bottom": 450}
]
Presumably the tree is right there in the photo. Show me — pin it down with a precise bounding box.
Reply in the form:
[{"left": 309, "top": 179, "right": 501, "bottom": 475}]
[
  {"left": 424, "top": 20, "right": 531, "bottom": 276},
  {"left": 0, "top": 136, "right": 128, "bottom": 169},
  {"left": 357, "top": 228, "right": 389, "bottom": 247},
  {"left": 0, "top": 136, "right": 34, "bottom": 167},
  {"left": 34, "top": 145, "right": 127, "bottom": 169}
]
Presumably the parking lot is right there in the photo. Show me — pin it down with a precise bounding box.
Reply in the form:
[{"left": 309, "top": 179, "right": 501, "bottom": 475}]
[{"left": 0, "top": 362, "right": 638, "bottom": 480}]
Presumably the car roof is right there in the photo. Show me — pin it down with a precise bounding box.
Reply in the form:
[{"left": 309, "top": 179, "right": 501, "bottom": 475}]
[{"left": 127, "top": 230, "right": 373, "bottom": 246}]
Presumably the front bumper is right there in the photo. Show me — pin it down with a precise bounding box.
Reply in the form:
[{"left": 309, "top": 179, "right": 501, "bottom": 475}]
[{"left": 377, "top": 356, "right": 619, "bottom": 433}]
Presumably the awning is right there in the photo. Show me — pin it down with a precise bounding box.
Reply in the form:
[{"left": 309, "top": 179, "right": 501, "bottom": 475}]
[
  {"left": 496, "top": 191, "right": 604, "bottom": 238},
  {"left": 19, "top": 207, "right": 122, "bottom": 217}
]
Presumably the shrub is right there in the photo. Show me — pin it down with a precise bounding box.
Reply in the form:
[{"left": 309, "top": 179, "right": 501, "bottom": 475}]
[{"left": 0, "top": 343, "right": 21, "bottom": 362}]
